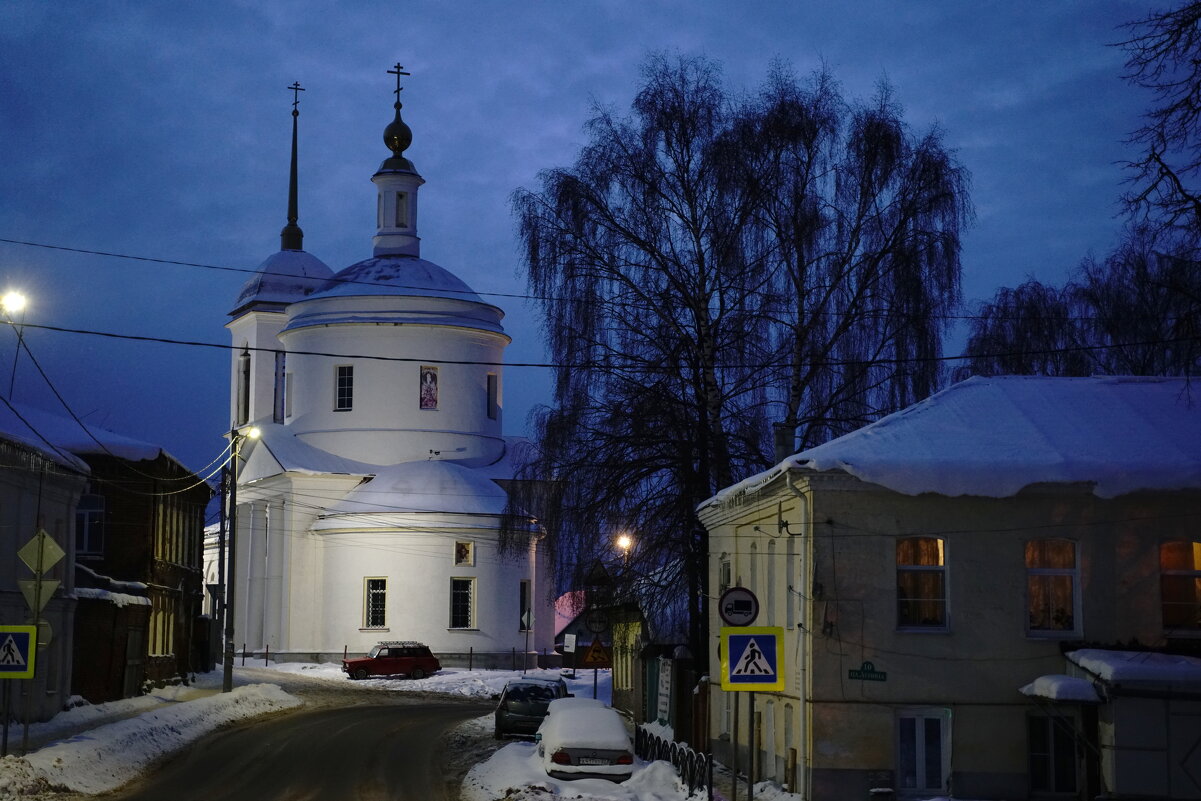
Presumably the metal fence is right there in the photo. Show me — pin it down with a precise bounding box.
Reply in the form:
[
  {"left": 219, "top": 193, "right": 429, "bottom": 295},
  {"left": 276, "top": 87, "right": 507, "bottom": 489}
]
[{"left": 635, "top": 724, "right": 710, "bottom": 794}]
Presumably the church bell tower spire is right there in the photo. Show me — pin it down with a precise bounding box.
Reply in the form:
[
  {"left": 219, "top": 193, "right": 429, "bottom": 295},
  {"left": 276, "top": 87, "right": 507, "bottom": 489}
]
[
  {"left": 280, "top": 81, "right": 305, "bottom": 252},
  {"left": 372, "top": 63, "right": 424, "bottom": 258}
]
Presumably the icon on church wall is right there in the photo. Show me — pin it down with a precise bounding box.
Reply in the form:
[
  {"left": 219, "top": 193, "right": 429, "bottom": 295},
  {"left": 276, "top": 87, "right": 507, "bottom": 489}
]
[{"left": 420, "top": 365, "right": 439, "bottom": 410}]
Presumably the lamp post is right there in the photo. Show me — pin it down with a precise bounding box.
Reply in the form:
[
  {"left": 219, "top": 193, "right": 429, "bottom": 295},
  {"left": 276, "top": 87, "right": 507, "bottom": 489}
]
[
  {"left": 2, "top": 291, "right": 27, "bottom": 400},
  {"left": 616, "top": 533, "right": 633, "bottom": 568},
  {"left": 222, "top": 425, "right": 259, "bottom": 693}
]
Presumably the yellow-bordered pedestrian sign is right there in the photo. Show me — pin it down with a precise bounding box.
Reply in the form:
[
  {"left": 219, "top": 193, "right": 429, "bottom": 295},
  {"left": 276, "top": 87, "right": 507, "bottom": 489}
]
[
  {"left": 720, "top": 626, "right": 784, "bottom": 692},
  {"left": 0, "top": 625, "right": 37, "bottom": 679}
]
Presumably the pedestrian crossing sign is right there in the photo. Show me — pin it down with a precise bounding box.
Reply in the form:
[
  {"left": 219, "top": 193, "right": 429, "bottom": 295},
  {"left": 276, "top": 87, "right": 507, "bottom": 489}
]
[
  {"left": 0, "top": 625, "right": 36, "bottom": 680},
  {"left": 720, "top": 626, "right": 784, "bottom": 692}
]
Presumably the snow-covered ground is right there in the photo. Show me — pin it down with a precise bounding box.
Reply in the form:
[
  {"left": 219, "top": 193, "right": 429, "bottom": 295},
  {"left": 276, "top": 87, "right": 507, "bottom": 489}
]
[{"left": 0, "top": 661, "right": 801, "bottom": 801}]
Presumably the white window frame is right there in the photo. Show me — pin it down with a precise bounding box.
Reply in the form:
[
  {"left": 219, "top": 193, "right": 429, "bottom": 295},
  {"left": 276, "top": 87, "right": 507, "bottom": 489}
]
[
  {"left": 363, "top": 577, "right": 387, "bottom": 630},
  {"left": 450, "top": 577, "right": 475, "bottom": 629},
  {"left": 1027, "top": 713, "right": 1080, "bottom": 793},
  {"left": 896, "top": 707, "right": 951, "bottom": 795},
  {"left": 335, "top": 365, "right": 354, "bottom": 411},
  {"left": 75, "top": 493, "right": 105, "bottom": 557},
  {"left": 487, "top": 372, "right": 499, "bottom": 420},
  {"left": 896, "top": 537, "right": 948, "bottom": 631},
  {"left": 519, "top": 579, "right": 532, "bottom": 632},
  {"left": 1025, "top": 538, "right": 1081, "bottom": 637},
  {"left": 1161, "top": 539, "right": 1201, "bottom": 632},
  {"left": 395, "top": 191, "right": 410, "bottom": 229}
]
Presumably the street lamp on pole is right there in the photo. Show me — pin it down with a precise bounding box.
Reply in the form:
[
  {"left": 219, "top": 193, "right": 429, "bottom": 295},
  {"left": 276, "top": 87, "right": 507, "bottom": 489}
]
[
  {"left": 616, "top": 533, "right": 633, "bottom": 566},
  {"left": 2, "top": 291, "right": 27, "bottom": 400},
  {"left": 222, "top": 425, "right": 260, "bottom": 693}
]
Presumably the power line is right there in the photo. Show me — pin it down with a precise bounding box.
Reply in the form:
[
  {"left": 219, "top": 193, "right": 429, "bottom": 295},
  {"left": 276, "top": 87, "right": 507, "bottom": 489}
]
[
  {"left": 7, "top": 318, "right": 1201, "bottom": 371},
  {"left": 4, "top": 235, "right": 1195, "bottom": 324}
]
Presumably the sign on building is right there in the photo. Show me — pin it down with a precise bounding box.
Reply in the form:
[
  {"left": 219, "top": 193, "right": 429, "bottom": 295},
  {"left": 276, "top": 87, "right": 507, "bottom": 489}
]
[{"left": 720, "top": 626, "right": 784, "bottom": 692}]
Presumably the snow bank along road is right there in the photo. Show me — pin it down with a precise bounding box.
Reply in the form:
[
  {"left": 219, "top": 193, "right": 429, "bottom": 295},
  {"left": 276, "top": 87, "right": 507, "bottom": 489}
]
[{"left": 0, "top": 667, "right": 494, "bottom": 801}]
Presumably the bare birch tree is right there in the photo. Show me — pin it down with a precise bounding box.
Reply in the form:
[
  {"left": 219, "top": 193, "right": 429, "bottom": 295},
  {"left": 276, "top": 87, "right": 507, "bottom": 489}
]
[{"left": 508, "top": 55, "right": 970, "bottom": 662}]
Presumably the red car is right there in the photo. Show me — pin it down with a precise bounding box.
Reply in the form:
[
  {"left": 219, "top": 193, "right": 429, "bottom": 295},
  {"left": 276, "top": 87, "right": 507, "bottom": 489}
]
[{"left": 342, "top": 641, "right": 441, "bottom": 680}]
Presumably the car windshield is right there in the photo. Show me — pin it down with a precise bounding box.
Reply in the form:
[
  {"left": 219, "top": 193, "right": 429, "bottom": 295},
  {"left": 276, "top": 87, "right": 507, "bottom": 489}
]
[
  {"left": 507, "top": 684, "right": 556, "bottom": 703},
  {"left": 368, "top": 645, "right": 384, "bottom": 658}
]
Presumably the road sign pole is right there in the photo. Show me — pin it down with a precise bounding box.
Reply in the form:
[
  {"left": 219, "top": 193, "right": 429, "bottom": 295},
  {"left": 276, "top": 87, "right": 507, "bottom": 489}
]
[
  {"left": 748, "top": 692, "right": 755, "bottom": 801},
  {"left": 732, "top": 692, "right": 739, "bottom": 801},
  {"left": 2, "top": 682, "right": 10, "bottom": 757}
]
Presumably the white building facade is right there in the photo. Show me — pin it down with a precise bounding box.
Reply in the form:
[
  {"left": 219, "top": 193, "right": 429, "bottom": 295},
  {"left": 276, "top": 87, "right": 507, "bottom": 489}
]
[{"left": 219, "top": 80, "right": 552, "bottom": 664}]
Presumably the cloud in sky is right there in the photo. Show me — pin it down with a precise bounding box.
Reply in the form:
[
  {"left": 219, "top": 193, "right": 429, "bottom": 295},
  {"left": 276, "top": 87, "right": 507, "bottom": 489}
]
[{"left": 0, "top": 1, "right": 1158, "bottom": 475}]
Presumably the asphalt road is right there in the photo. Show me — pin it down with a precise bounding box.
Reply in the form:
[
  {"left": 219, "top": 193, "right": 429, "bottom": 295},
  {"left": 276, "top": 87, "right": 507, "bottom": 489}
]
[{"left": 102, "top": 700, "right": 492, "bottom": 801}]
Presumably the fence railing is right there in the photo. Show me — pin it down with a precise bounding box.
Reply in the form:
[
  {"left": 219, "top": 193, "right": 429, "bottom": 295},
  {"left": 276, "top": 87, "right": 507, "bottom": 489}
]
[{"left": 635, "top": 724, "right": 709, "bottom": 794}]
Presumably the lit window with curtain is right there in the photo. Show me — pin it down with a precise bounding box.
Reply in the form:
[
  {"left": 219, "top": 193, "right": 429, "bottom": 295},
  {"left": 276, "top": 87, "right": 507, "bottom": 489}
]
[
  {"left": 1026, "top": 539, "right": 1078, "bottom": 634},
  {"left": 1161, "top": 540, "right": 1201, "bottom": 629},
  {"left": 896, "top": 537, "right": 946, "bottom": 629}
]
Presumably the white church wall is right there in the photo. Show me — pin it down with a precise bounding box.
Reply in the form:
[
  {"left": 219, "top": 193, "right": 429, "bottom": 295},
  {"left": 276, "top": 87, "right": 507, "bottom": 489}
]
[
  {"left": 279, "top": 318, "right": 507, "bottom": 466},
  {"left": 318, "top": 526, "right": 547, "bottom": 661},
  {"left": 225, "top": 311, "right": 287, "bottom": 429}
]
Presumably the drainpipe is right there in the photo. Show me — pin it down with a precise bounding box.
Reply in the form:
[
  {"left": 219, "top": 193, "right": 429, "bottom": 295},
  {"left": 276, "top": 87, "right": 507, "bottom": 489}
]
[{"left": 784, "top": 471, "right": 813, "bottom": 801}]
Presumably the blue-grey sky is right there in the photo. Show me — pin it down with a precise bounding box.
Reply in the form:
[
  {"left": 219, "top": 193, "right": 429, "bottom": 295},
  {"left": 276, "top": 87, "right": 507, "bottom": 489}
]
[{"left": 0, "top": 1, "right": 1158, "bottom": 478}]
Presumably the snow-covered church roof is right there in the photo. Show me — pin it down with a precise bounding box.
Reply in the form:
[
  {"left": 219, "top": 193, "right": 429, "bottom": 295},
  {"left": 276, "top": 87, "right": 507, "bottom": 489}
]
[
  {"left": 311, "top": 459, "right": 509, "bottom": 531},
  {"left": 307, "top": 255, "right": 488, "bottom": 305},
  {"left": 706, "top": 375, "right": 1201, "bottom": 503},
  {"left": 230, "top": 249, "right": 334, "bottom": 314}
]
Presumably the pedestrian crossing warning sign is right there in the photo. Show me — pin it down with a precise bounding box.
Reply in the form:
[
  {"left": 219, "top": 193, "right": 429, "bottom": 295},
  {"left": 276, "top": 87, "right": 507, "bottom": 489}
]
[
  {"left": 720, "top": 627, "right": 784, "bottom": 692},
  {"left": 0, "top": 625, "right": 36, "bottom": 680}
]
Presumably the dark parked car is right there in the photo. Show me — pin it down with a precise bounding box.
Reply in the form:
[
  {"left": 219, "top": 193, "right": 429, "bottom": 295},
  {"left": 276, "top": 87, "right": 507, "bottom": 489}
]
[
  {"left": 494, "top": 677, "right": 572, "bottom": 739},
  {"left": 342, "top": 641, "right": 440, "bottom": 680}
]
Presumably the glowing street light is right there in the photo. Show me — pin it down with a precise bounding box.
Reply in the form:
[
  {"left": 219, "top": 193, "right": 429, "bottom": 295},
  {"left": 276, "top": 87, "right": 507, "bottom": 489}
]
[
  {"left": 222, "top": 424, "right": 262, "bottom": 692},
  {"left": 616, "top": 533, "right": 633, "bottom": 553},
  {"left": 1, "top": 292, "right": 26, "bottom": 314},
  {"left": 2, "top": 291, "right": 28, "bottom": 400}
]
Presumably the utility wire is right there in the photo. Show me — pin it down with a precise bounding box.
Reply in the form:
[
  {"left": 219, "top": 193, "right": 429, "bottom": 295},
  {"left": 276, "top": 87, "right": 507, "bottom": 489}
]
[
  {"left": 3, "top": 235, "right": 1195, "bottom": 324},
  {"left": 7, "top": 318, "right": 1201, "bottom": 371}
]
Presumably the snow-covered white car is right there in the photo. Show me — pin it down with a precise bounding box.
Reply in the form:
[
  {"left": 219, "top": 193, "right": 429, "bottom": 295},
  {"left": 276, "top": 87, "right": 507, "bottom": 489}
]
[{"left": 535, "top": 697, "right": 634, "bottom": 782}]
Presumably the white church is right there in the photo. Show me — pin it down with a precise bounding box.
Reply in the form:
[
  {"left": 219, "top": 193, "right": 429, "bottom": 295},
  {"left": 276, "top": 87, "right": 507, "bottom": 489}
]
[{"left": 217, "top": 71, "right": 553, "bottom": 665}]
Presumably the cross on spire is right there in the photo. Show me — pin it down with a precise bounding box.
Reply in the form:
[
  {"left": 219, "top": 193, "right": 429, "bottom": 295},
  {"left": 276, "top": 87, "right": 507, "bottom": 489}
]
[
  {"left": 288, "top": 81, "right": 305, "bottom": 111},
  {"left": 388, "top": 63, "right": 410, "bottom": 107}
]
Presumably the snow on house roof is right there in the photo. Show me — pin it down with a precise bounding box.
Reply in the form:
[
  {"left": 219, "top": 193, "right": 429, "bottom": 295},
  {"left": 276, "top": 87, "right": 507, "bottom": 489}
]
[
  {"left": 1019, "top": 674, "right": 1100, "bottom": 703},
  {"left": 1068, "top": 648, "right": 1201, "bottom": 688},
  {"left": 705, "top": 375, "right": 1201, "bottom": 504},
  {"left": 0, "top": 400, "right": 173, "bottom": 472}
]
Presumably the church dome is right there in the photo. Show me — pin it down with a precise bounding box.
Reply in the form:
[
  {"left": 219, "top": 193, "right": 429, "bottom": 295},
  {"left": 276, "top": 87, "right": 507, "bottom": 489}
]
[
  {"left": 311, "top": 460, "right": 509, "bottom": 531},
  {"left": 231, "top": 249, "right": 334, "bottom": 314},
  {"left": 308, "top": 254, "right": 486, "bottom": 305}
]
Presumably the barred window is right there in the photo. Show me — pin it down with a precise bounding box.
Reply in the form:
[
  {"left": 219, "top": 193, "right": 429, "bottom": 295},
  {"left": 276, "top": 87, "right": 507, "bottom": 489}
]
[
  {"left": 335, "top": 365, "right": 354, "bottom": 411},
  {"left": 450, "top": 578, "right": 474, "bottom": 629},
  {"left": 364, "top": 578, "right": 386, "bottom": 629}
]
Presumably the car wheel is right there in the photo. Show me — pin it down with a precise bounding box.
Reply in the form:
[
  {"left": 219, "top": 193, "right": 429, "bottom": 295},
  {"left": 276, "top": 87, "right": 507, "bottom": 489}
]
[
  {"left": 353, "top": 668, "right": 368, "bottom": 680},
  {"left": 410, "top": 668, "right": 425, "bottom": 680}
]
